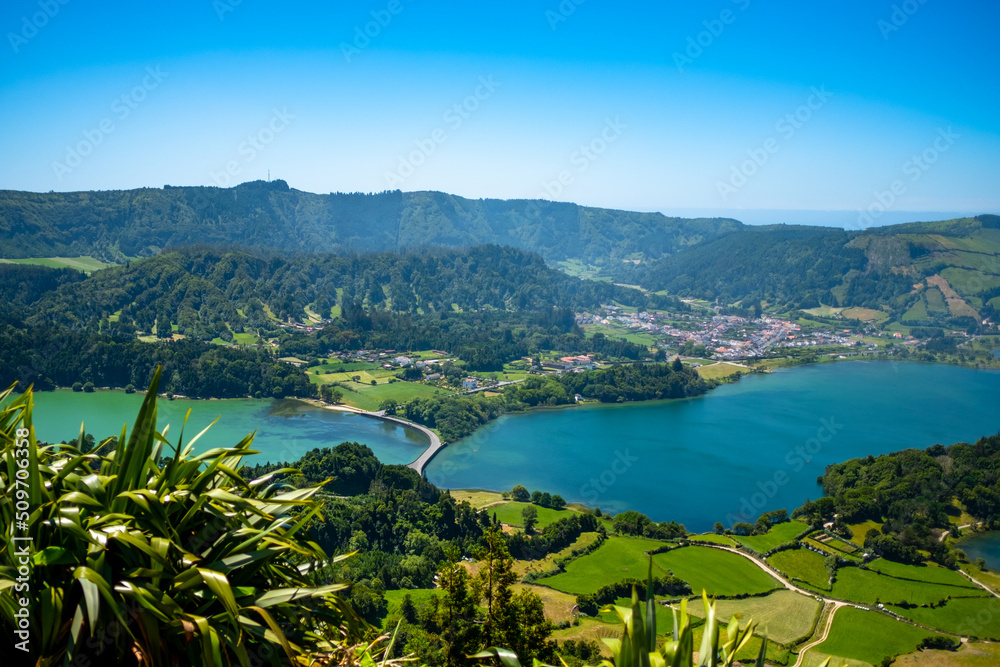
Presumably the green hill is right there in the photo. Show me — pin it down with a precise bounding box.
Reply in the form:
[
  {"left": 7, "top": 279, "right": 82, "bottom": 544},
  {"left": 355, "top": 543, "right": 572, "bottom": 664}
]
[
  {"left": 0, "top": 181, "right": 739, "bottom": 265},
  {"left": 619, "top": 215, "right": 1000, "bottom": 323}
]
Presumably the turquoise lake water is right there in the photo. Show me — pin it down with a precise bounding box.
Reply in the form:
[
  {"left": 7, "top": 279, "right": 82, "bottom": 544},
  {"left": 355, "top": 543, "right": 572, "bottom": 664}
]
[
  {"left": 958, "top": 532, "right": 1000, "bottom": 570},
  {"left": 426, "top": 361, "right": 1000, "bottom": 530},
  {"left": 20, "top": 361, "right": 1000, "bottom": 532},
  {"left": 27, "top": 391, "right": 429, "bottom": 466}
]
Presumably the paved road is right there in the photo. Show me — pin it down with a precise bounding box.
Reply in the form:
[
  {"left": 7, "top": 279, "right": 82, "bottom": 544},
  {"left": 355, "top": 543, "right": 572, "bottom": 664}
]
[{"left": 306, "top": 400, "right": 443, "bottom": 475}]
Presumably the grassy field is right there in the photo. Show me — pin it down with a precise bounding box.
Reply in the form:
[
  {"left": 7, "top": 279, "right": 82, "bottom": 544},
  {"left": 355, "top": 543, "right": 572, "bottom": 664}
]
[
  {"left": 695, "top": 362, "right": 745, "bottom": 381},
  {"left": 515, "top": 532, "right": 603, "bottom": 580},
  {"left": 652, "top": 546, "right": 780, "bottom": 597},
  {"left": 541, "top": 537, "right": 671, "bottom": 595},
  {"left": 489, "top": 502, "right": 576, "bottom": 529},
  {"left": 380, "top": 589, "right": 440, "bottom": 629},
  {"left": 706, "top": 590, "right": 821, "bottom": 645},
  {"left": 803, "top": 536, "right": 861, "bottom": 561},
  {"left": 831, "top": 566, "right": 988, "bottom": 606},
  {"left": 768, "top": 548, "right": 831, "bottom": 591},
  {"left": 889, "top": 596, "right": 1000, "bottom": 639},
  {"left": 309, "top": 376, "right": 445, "bottom": 410},
  {"left": 895, "top": 641, "right": 1000, "bottom": 666},
  {"left": 841, "top": 307, "right": 886, "bottom": 322},
  {"left": 516, "top": 584, "right": 579, "bottom": 624},
  {"left": 961, "top": 562, "right": 1000, "bottom": 594},
  {"left": 1, "top": 255, "right": 112, "bottom": 272},
  {"left": 450, "top": 489, "right": 506, "bottom": 508},
  {"left": 867, "top": 559, "right": 980, "bottom": 589},
  {"left": 902, "top": 297, "right": 930, "bottom": 322},
  {"left": 846, "top": 520, "right": 882, "bottom": 546},
  {"left": 925, "top": 286, "right": 950, "bottom": 314},
  {"left": 731, "top": 520, "right": 809, "bottom": 553},
  {"left": 813, "top": 607, "right": 938, "bottom": 666}
]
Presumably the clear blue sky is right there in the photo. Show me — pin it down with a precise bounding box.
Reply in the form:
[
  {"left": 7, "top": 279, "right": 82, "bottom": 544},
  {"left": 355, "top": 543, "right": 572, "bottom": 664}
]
[{"left": 1, "top": 0, "right": 997, "bottom": 221}]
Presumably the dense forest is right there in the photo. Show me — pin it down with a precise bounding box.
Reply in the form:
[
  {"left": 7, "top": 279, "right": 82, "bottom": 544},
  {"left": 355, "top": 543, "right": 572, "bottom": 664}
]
[
  {"left": 794, "top": 433, "right": 1000, "bottom": 567},
  {"left": 0, "top": 180, "right": 739, "bottom": 265},
  {"left": 0, "top": 245, "right": 678, "bottom": 392},
  {"left": 26, "top": 244, "right": 675, "bottom": 331}
]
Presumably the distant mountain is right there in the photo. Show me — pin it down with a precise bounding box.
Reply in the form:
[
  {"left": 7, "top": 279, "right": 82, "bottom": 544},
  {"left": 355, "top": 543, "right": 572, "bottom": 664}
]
[
  {"left": 620, "top": 215, "right": 1000, "bottom": 323},
  {"left": 0, "top": 180, "right": 740, "bottom": 265}
]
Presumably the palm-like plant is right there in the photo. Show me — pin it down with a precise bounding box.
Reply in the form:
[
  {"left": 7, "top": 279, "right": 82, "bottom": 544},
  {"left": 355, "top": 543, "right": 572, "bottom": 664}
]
[
  {"left": 476, "top": 561, "right": 844, "bottom": 667},
  {"left": 0, "top": 368, "right": 367, "bottom": 665}
]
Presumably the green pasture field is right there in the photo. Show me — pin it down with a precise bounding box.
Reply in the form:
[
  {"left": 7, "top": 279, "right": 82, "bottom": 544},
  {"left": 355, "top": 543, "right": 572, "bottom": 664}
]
[
  {"left": 652, "top": 546, "right": 780, "bottom": 597},
  {"left": 695, "top": 362, "right": 745, "bottom": 381},
  {"left": 866, "top": 559, "right": 979, "bottom": 589},
  {"left": 925, "top": 287, "right": 949, "bottom": 314},
  {"left": 767, "top": 548, "right": 831, "bottom": 591},
  {"left": 1, "top": 256, "right": 112, "bottom": 272},
  {"left": 313, "top": 361, "right": 381, "bottom": 372},
  {"left": 830, "top": 566, "right": 988, "bottom": 606},
  {"left": 690, "top": 590, "right": 821, "bottom": 646},
  {"left": 902, "top": 298, "right": 929, "bottom": 322},
  {"left": 889, "top": 596, "right": 1000, "bottom": 639},
  {"left": 731, "top": 520, "right": 808, "bottom": 553},
  {"left": 813, "top": 607, "right": 940, "bottom": 666},
  {"left": 540, "top": 536, "right": 671, "bottom": 595},
  {"left": 846, "top": 520, "right": 881, "bottom": 546},
  {"left": 488, "top": 502, "right": 576, "bottom": 529},
  {"left": 380, "top": 589, "right": 440, "bottom": 629}
]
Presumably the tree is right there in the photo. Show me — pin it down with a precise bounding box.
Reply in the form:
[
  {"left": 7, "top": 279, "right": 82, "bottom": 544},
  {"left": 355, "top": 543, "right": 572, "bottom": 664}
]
[
  {"left": 550, "top": 494, "right": 566, "bottom": 510},
  {"left": 511, "top": 485, "right": 530, "bottom": 502},
  {"left": 522, "top": 505, "right": 538, "bottom": 534},
  {"left": 672, "top": 357, "right": 684, "bottom": 372},
  {"left": 82, "top": 381, "right": 95, "bottom": 393},
  {"left": 473, "top": 528, "right": 554, "bottom": 663},
  {"left": 381, "top": 398, "right": 399, "bottom": 415},
  {"left": 713, "top": 522, "right": 725, "bottom": 534},
  {"left": 71, "top": 381, "right": 83, "bottom": 392}
]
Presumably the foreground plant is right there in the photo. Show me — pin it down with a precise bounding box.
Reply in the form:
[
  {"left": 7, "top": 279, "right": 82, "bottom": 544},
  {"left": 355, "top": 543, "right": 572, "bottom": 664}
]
[
  {"left": 0, "top": 369, "right": 368, "bottom": 665},
  {"left": 476, "top": 561, "right": 844, "bottom": 667}
]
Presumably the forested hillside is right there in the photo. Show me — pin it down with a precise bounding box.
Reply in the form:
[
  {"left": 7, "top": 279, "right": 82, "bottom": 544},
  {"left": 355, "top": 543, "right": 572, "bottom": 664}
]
[
  {"left": 618, "top": 215, "right": 1000, "bottom": 322},
  {"left": 0, "top": 181, "right": 739, "bottom": 265},
  {"left": 0, "top": 245, "right": 671, "bottom": 393},
  {"left": 23, "top": 245, "right": 675, "bottom": 342}
]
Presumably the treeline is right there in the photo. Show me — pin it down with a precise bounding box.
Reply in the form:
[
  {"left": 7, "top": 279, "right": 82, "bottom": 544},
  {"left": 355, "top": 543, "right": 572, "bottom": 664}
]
[
  {"left": 560, "top": 360, "right": 712, "bottom": 402},
  {"left": 576, "top": 576, "right": 692, "bottom": 616},
  {"left": 0, "top": 322, "right": 312, "bottom": 397},
  {"left": 794, "top": 433, "right": 1000, "bottom": 566}
]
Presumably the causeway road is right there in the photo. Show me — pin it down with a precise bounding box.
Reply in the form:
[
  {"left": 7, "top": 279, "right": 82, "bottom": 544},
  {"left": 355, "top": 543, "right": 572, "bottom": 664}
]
[{"left": 306, "top": 400, "right": 444, "bottom": 475}]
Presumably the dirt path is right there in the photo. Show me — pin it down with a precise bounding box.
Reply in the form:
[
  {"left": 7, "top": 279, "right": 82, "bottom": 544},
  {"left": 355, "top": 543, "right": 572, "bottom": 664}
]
[{"left": 793, "top": 602, "right": 846, "bottom": 667}]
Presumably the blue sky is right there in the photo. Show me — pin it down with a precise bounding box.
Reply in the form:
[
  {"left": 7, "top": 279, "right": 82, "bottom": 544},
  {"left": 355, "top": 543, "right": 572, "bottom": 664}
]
[{"left": 1, "top": 0, "right": 998, "bottom": 223}]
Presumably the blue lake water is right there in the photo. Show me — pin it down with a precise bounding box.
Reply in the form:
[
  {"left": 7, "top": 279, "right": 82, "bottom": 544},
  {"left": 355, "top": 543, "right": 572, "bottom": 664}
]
[
  {"left": 27, "top": 391, "right": 429, "bottom": 466},
  {"left": 958, "top": 532, "right": 1000, "bottom": 570},
  {"left": 22, "top": 362, "right": 1000, "bottom": 533},
  {"left": 426, "top": 361, "right": 1000, "bottom": 531}
]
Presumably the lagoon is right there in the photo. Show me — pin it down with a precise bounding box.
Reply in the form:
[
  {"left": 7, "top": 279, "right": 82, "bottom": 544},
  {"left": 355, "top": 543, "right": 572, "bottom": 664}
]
[
  {"left": 426, "top": 362, "right": 1000, "bottom": 531},
  {"left": 958, "top": 532, "right": 1000, "bottom": 570},
  {"left": 28, "top": 391, "right": 429, "bottom": 466}
]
